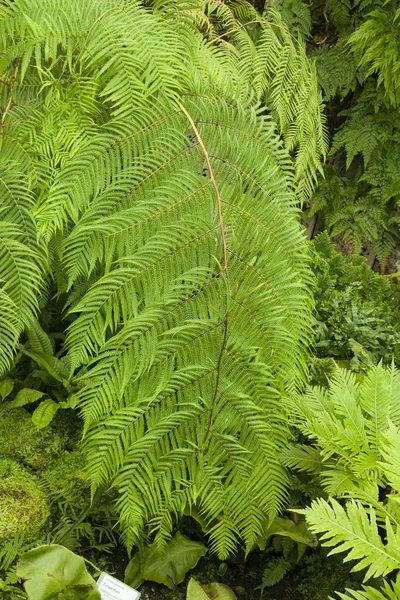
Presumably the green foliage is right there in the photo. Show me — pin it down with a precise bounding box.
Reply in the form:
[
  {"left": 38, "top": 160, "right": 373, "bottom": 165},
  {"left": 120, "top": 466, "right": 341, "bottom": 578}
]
[
  {"left": 0, "top": 460, "right": 49, "bottom": 543},
  {"left": 257, "top": 516, "right": 317, "bottom": 552},
  {"left": 0, "top": 406, "right": 64, "bottom": 470},
  {"left": 335, "top": 576, "right": 400, "bottom": 600},
  {"left": 310, "top": 233, "right": 400, "bottom": 369},
  {"left": 125, "top": 532, "right": 207, "bottom": 589},
  {"left": 349, "top": 4, "right": 400, "bottom": 108},
  {"left": 186, "top": 578, "right": 237, "bottom": 600},
  {"left": 0, "top": 0, "right": 325, "bottom": 557},
  {"left": 313, "top": 42, "right": 359, "bottom": 102},
  {"left": 258, "top": 557, "right": 291, "bottom": 594},
  {"left": 284, "top": 363, "right": 400, "bottom": 599},
  {"left": 17, "top": 545, "right": 100, "bottom": 600},
  {"left": 277, "top": 0, "right": 400, "bottom": 263},
  {"left": 267, "top": 0, "right": 312, "bottom": 40},
  {"left": 304, "top": 497, "right": 400, "bottom": 580},
  {"left": 316, "top": 83, "right": 400, "bottom": 265},
  {"left": 283, "top": 363, "right": 400, "bottom": 496}
]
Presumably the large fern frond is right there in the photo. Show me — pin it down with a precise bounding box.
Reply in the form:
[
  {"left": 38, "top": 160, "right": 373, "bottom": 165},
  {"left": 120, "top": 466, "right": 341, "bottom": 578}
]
[
  {"left": 0, "top": 167, "right": 45, "bottom": 373},
  {"left": 64, "top": 94, "right": 312, "bottom": 555},
  {"left": 303, "top": 497, "right": 400, "bottom": 580},
  {"left": 0, "top": 0, "right": 324, "bottom": 555}
]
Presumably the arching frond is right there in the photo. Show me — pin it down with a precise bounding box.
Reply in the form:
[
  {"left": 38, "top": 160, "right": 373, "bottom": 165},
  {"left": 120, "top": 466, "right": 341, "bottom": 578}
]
[{"left": 0, "top": 0, "right": 324, "bottom": 554}]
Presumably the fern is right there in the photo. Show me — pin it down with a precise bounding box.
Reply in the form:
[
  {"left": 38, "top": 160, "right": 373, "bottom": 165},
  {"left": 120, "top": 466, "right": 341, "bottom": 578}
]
[
  {"left": 304, "top": 497, "right": 400, "bottom": 580},
  {"left": 336, "top": 576, "right": 400, "bottom": 600},
  {"left": 350, "top": 4, "right": 400, "bottom": 108},
  {"left": 286, "top": 364, "right": 400, "bottom": 599},
  {"left": 0, "top": 0, "right": 325, "bottom": 556},
  {"left": 267, "top": 0, "right": 312, "bottom": 41},
  {"left": 282, "top": 364, "right": 400, "bottom": 496}
]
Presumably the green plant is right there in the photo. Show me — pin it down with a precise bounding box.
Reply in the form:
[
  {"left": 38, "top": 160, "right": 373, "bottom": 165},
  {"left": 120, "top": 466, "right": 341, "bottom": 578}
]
[
  {"left": 312, "top": 85, "right": 400, "bottom": 266},
  {"left": 125, "top": 532, "right": 207, "bottom": 589},
  {"left": 17, "top": 545, "right": 100, "bottom": 600},
  {"left": 0, "top": 0, "right": 325, "bottom": 557},
  {"left": 187, "top": 578, "right": 237, "bottom": 600},
  {"left": 271, "top": 0, "right": 400, "bottom": 265},
  {"left": 310, "top": 233, "right": 400, "bottom": 370},
  {"left": 283, "top": 363, "right": 400, "bottom": 599}
]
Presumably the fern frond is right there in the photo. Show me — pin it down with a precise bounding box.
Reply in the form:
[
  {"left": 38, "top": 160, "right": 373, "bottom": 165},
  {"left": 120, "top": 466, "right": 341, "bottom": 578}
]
[
  {"left": 304, "top": 497, "right": 400, "bottom": 580},
  {"left": 64, "top": 94, "right": 311, "bottom": 555},
  {"left": 0, "top": 0, "right": 324, "bottom": 555},
  {"left": 287, "top": 365, "right": 400, "bottom": 495},
  {"left": 336, "top": 576, "right": 400, "bottom": 600},
  {"left": 350, "top": 6, "right": 400, "bottom": 108},
  {"left": 280, "top": 443, "right": 322, "bottom": 475}
]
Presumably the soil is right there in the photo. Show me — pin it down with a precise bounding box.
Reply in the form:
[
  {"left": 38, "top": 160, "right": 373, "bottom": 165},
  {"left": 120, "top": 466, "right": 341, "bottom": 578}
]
[{"left": 105, "top": 542, "right": 363, "bottom": 600}]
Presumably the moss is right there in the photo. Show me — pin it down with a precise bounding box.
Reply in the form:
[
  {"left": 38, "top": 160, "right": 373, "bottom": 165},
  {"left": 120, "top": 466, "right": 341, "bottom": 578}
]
[
  {"left": 42, "top": 450, "right": 88, "bottom": 513},
  {"left": 0, "top": 460, "right": 50, "bottom": 543},
  {"left": 0, "top": 407, "right": 65, "bottom": 470}
]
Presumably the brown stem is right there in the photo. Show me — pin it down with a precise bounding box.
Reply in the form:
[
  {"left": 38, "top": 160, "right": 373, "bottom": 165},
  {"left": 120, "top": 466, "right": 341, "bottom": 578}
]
[
  {"left": 1, "top": 63, "right": 19, "bottom": 128},
  {"left": 177, "top": 101, "right": 230, "bottom": 445}
]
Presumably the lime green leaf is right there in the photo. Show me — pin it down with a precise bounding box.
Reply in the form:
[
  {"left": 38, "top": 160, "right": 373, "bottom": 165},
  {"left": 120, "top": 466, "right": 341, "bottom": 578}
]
[
  {"left": 17, "top": 545, "right": 100, "bottom": 600},
  {"left": 0, "top": 378, "right": 14, "bottom": 400},
  {"left": 32, "top": 398, "right": 59, "bottom": 428},
  {"left": 125, "top": 532, "right": 207, "bottom": 589},
  {"left": 187, "top": 578, "right": 237, "bottom": 600},
  {"left": 8, "top": 388, "right": 45, "bottom": 408}
]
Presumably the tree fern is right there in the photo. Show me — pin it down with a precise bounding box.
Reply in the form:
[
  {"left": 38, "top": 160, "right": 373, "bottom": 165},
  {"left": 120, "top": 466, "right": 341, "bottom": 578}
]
[{"left": 0, "top": 0, "right": 325, "bottom": 556}]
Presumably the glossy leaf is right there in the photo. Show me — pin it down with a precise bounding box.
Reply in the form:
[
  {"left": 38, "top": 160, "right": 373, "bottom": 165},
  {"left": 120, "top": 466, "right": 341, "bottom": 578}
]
[
  {"left": 17, "top": 544, "right": 100, "bottom": 600},
  {"left": 125, "top": 533, "right": 207, "bottom": 589}
]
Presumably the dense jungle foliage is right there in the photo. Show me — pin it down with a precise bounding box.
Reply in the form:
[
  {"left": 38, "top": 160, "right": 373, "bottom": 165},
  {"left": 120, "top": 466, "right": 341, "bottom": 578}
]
[{"left": 0, "top": 0, "right": 399, "bottom": 599}]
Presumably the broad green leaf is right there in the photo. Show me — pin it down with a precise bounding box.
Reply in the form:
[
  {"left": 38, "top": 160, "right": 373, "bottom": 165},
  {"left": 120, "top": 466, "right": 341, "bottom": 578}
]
[
  {"left": 17, "top": 545, "right": 100, "bottom": 600},
  {"left": 257, "top": 517, "right": 317, "bottom": 551},
  {"left": 8, "top": 388, "right": 45, "bottom": 408},
  {"left": 187, "top": 578, "right": 237, "bottom": 600},
  {"left": 0, "top": 378, "right": 14, "bottom": 400},
  {"left": 32, "top": 398, "right": 59, "bottom": 428},
  {"left": 125, "top": 532, "right": 207, "bottom": 589}
]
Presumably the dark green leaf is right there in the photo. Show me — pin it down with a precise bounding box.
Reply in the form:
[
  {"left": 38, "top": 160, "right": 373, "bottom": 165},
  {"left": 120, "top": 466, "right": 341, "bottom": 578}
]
[{"left": 125, "top": 533, "right": 207, "bottom": 589}]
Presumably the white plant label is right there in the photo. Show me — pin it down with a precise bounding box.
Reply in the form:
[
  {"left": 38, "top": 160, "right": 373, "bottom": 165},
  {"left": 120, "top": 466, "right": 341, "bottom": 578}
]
[{"left": 97, "top": 572, "right": 141, "bottom": 600}]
